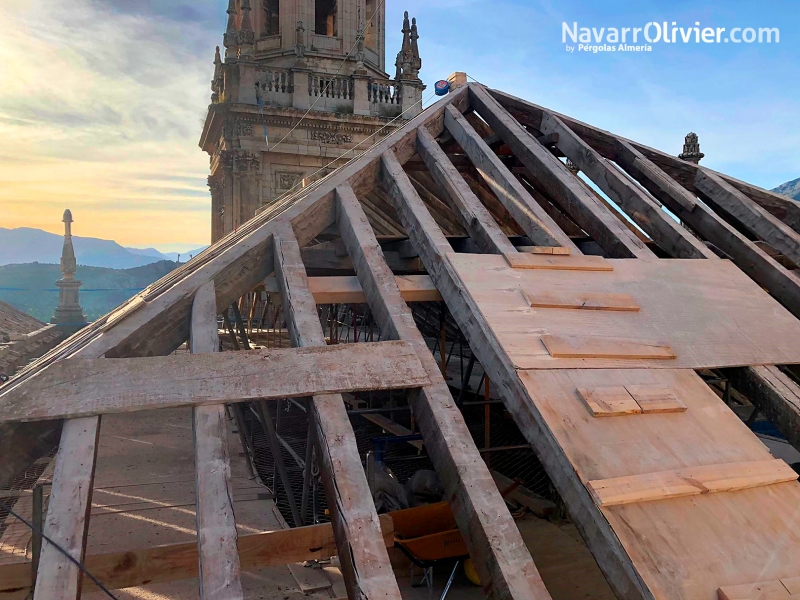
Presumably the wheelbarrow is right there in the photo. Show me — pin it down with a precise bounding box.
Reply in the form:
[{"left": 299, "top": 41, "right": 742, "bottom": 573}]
[{"left": 390, "top": 501, "right": 470, "bottom": 598}]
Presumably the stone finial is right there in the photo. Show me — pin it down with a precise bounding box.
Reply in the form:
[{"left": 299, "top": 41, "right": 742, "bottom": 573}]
[
  {"left": 409, "top": 17, "right": 421, "bottom": 78},
  {"left": 400, "top": 11, "right": 412, "bottom": 78},
  {"left": 354, "top": 7, "right": 366, "bottom": 74},
  {"left": 679, "top": 132, "right": 704, "bottom": 164},
  {"left": 51, "top": 209, "right": 87, "bottom": 329},
  {"left": 238, "top": 0, "right": 255, "bottom": 58},
  {"left": 223, "top": 0, "right": 240, "bottom": 59},
  {"left": 211, "top": 46, "right": 223, "bottom": 103}
]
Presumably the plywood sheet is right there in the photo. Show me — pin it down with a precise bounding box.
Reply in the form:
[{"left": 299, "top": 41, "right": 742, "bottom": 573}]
[
  {"left": 518, "top": 368, "right": 800, "bottom": 599},
  {"left": 450, "top": 254, "right": 800, "bottom": 369},
  {"left": 524, "top": 291, "right": 639, "bottom": 311}
]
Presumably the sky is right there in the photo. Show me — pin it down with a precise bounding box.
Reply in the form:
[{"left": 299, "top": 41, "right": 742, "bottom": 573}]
[{"left": 1, "top": 0, "right": 798, "bottom": 252}]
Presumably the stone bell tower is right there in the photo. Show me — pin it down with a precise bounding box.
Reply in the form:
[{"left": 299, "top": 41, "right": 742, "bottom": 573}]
[
  {"left": 200, "top": 0, "right": 426, "bottom": 242},
  {"left": 51, "top": 209, "right": 87, "bottom": 331}
]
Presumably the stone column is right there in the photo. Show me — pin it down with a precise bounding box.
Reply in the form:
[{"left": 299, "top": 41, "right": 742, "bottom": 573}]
[
  {"left": 233, "top": 151, "right": 262, "bottom": 227},
  {"left": 51, "top": 209, "right": 87, "bottom": 332},
  {"left": 209, "top": 176, "right": 225, "bottom": 243},
  {"left": 353, "top": 74, "right": 371, "bottom": 116}
]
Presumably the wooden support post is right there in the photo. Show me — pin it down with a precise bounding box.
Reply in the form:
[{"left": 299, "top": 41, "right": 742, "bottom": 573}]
[
  {"left": 468, "top": 85, "right": 651, "bottom": 259},
  {"left": 484, "top": 376, "right": 491, "bottom": 469},
  {"left": 273, "top": 228, "right": 402, "bottom": 600},
  {"left": 337, "top": 178, "right": 552, "bottom": 600},
  {"left": 376, "top": 147, "right": 647, "bottom": 599},
  {"left": 538, "top": 110, "right": 715, "bottom": 259},
  {"left": 190, "top": 281, "right": 244, "bottom": 600},
  {"left": 231, "top": 303, "right": 251, "bottom": 350},
  {"left": 416, "top": 125, "right": 518, "bottom": 254}
]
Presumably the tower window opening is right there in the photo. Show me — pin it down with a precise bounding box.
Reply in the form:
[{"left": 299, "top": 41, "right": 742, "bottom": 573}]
[
  {"left": 263, "top": 0, "right": 279, "bottom": 36},
  {"left": 315, "top": 0, "right": 337, "bottom": 36}
]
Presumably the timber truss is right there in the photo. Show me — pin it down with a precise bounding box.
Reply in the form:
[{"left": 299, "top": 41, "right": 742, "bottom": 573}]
[{"left": 2, "top": 83, "right": 800, "bottom": 600}]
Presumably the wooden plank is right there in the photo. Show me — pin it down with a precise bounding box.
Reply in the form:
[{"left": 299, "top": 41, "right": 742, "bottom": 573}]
[
  {"left": 718, "top": 580, "right": 795, "bottom": 599},
  {"left": 0, "top": 341, "right": 428, "bottom": 422},
  {"left": 415, "top": 125, "right": 517, "bottom": 254},
  {"left": 576, "top": 387, "right": 642, "bottom": 418},
  {"left": 538, "top": 110, "right": 715, "bottom": 259},
  {"left": 273, "top": 229, "right": 402, "bottom": 600},
  {"left": 587, "top": 459, "right": 798, "bottom": 508},
  {"left": 489, "top": 470, "right": 556, "bottom": 518},
  {"left": 518, "top": 246, "right": 572, "bottom": 255},
  {"left": 695, "top": 168, "right": 800, "bottom": 267},
  {"left": 625, "top": 385, "right": 687, "bottom": 414},
  {"left": 468, "top": 85, "right": 651, "bottom": 259},
  {"left": 443, "top": 104, "right": 578, "bottom": 251},
  {"left": 0, "top": 515, "right": 395, "bottom": 597},
  {"left": 264, "top": 274, "right": 442, "bottom": 305},
  {"left": 190, "top": 281, "right": 243, "bottom": 600},
  {"left": 524, "top": 291, "right": 639, "bottom": 312},
  {"left": 542, "top": 335, "right": 676, "bottom": 360},
  {"left": 504, "top": 253, "right": 612, "bottom": 271},
  {"left": 33, "top": 417, "right": 100, "bottom": 600},
  {"left": 336, "top": 180, "right": 552, "bottom": 600}
]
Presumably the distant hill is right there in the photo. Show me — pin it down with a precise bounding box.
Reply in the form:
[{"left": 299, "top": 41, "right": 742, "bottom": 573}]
[
  {"left": 0, "top": 261, "right": 178, "bottom": 322},
  {"left": 0, "top": 227, "right": 205, "bottom": 269},
  {"left": 772, "top": 177, "right": 800, "bottom": 201}
]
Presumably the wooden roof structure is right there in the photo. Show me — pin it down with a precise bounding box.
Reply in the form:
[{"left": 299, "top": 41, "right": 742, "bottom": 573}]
[{"left": 2, "top": 82, "right": 800, "bottom": 600}]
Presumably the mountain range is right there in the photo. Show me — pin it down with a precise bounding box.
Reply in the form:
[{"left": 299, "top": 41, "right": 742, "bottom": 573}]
[
  {"left": 773, "top": 177, "right": 800, "bottom": 201},
  {"left": 0, "top": 227, "right": 206, "bottom": 269}
]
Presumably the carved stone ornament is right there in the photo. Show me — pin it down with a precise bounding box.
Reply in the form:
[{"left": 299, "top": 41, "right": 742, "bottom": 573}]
[
  {"left": 276, "top": 171, "right": 304, "bottom": 191},
  {"left": 223, "top": 119, "right": 255, "bottom": 139},
  {"left": 310, "top": 130, "right": 353, "bottom": 145}
]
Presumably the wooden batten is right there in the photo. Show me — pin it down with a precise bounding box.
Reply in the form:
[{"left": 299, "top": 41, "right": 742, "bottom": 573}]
[
  {"left": 588, "top": 459, "right": 798, "bottom": 508},
  {"left": 504, "top": 253, "right": 613, "bottom": 271},
  {"left": 577, "top": 387, "right": 642, "bottom": 417},
  {"left": 263, "top": 274, "right": 443, "bottom": 305},
  {"left": 541, "top": 335, "right": 676, "bottom": 360},
  {"left": 524, "top": 290, "right": 639, "bottom": 312},
  {"left": 626, "top": 385, "right": 687, "bottom": 414}
]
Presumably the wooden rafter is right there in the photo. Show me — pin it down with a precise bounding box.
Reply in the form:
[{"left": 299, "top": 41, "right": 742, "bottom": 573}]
[{"left": 336, "top": 180, "right": 552, "bottom": 599}]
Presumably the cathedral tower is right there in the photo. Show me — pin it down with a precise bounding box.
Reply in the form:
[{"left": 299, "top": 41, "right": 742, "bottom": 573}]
[{"left": 200, "top": 0, "right": 425, "bottom": 241}]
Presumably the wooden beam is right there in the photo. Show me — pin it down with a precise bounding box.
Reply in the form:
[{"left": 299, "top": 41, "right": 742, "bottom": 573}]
[
  {"left": 0, "top": 515, "right": 395, "bottom": 599},
  {"left": 443, "top": 104, "right": 578, "bottom": 251},
  {"left": 272, "top": 229, "right": 402, "bottom": 600},
  {"left": 613, "top": 138, "right": 800, "bottom": 321},
  {"left": 488, "top": 86, "right": 800, "bottom": 234},
  {"left": 724, "top": 366, "right": 800, "bottom": 451},
  {"left": 695, "top": 168, "right": 800, "bottom": 267},
  {"left": 375, "top": 152, "right": 652, "bottom": 600},
  {"left": 0, "top": 341, "right": 429, "bottom": 422},
  {"left": 264, "top": 274, "right": 442, "bottom": 304},
  {"left": 190, "top": 281, "right": 244, "bottom": 600},
  {"left": 416, "top": 126, "right": 517, "bottom": 254},
  {"left": 336, "top": 179, "right": 552, "bottom": 600},
  {"left": 538, "top": 110, "right": 715, "bottom": 259},
  {"left": 468, "top": 85, "right": 651, "bottom": 259}
]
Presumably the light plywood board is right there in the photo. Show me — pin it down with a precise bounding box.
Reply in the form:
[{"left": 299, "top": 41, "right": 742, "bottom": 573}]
[
  {"left": 524, "top": 291, "right": 639, "bottom": 312},
  {"left": 577, "top": 387, "right": 642, "bottom": 417},
  {"left": 451, "top": 254, "right": 800, "bottom": 370},
  {"left": 518, "top": 368, "right": 800, "bottom": 599},
  {"left": 587, "top": 459, "right": 797, "bottom": 507},
  {"left": 626, "top": 385, "right": 687, "bottom": 414},
  {"left": 504, "top": 253, "right": 612, "bottom": 271},
  {"left": 542, "top": 335, "right": 675, "bottom": 360}
]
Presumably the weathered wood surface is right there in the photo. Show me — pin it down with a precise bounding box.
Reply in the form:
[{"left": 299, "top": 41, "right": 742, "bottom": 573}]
[
  {"left": 0, "top": 341, "right": 428, "bottom": 422},
  {"left": 538, "top": 110, "right": 715, "bottom": 259},
  {"left": 0, "top": 515, "right": 395, "bottom": 598},
  {"left": 443, "top": 104, "right": 577, "bottom": 251},
  {"left": 469, "top": 85, "right": 651, "bottom": 259},
  {"left": 519, "top": 368, "right": 800, "bottom": 599},
  {"left": 273, "top": 230, "right": 402, "bottom": 600},
  {"left": 190, "top": 281, "right": 243, "bottom": 600},
  {"left": 451, "top": 253, "right": 800, "bottom": 370},
  {"left": 695, "top": 168, "right": 800, "bottom": 267},
  {"left": 588, "top": 459, "right": 797, "bottom": 507},
  {"left": 263, "top": 274, "right": 442, "bottom": 305},
  {"left": 416, "top": 125, "right": 517, "bottom": 254},
  {"left": 725, "top": 365, "right": 800, "bottom": 451},
  {"left": 337, "top": 180, "right": 552, "bottom": 600},
  {"left": 488, "top": 85, "right": 800, "bottom": 234}
]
